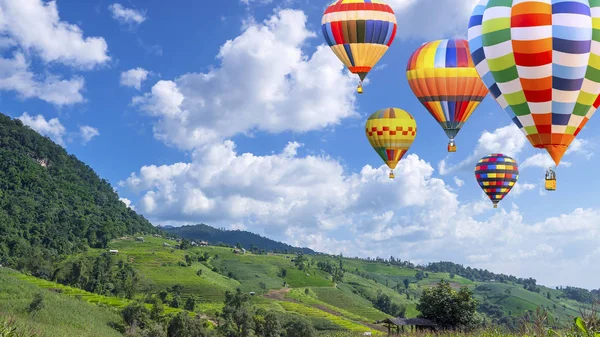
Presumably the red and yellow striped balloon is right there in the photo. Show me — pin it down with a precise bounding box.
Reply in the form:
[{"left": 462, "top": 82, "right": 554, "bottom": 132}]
[{"left": 322, "top": 0, "right": 397, "bottom": 93}]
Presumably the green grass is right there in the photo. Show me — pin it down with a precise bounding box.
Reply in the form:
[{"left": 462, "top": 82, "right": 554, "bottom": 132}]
[
  {"left": 277, "top": 301, "right": 384, "bottom": 336},
  {"left": 11, "top": 270, "right": 188, "bottom": 316},
  {"left": 0, "top": 268, "right": 123, "bottom": 337},
  {"left": 107, "top": 236, "right": 240, "bottom": 301},
  {"left": 308, "top": 287, "right": 388, "bottom": 321}
]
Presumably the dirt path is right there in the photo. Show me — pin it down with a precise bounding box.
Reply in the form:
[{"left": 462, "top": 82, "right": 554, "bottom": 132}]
[{"left": 262, "top": 287, "right": 293, "bottom": 301}]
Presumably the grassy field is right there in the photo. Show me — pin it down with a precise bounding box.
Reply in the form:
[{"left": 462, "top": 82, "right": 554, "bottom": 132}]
[
  {"left": 46, "top": 235, "right": 587, "bottom": 335},
  {"left": 0, "top": 267, "right": 124, "bottom": 337}
]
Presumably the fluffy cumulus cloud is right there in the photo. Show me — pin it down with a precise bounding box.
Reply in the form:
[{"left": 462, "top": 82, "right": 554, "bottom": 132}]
[
  {"left": 17, "top": 112, "right": 66, "bottom": 145},
  {"left": 132, "top": 9, "right": 357, "bottom": 150},
  {"left": 120, "top": 198, "right": 135, "bottom": 210},
  {"left": 387, "top": 0, "right": 478, "bottom": 40},
  {"left": 120, "top": 138, "right": 600, "bottom": 288},
  {"left": 0, "top": 0, "right": 110, "bottom": 105},
  {"left": 108, "top": 3, "right": 147, "bottom": 25},
  {"left": 17, "top": 112, "right": 100, "bottom": 146},
  {"left": 439, "top": 124, "right": 594, "bottom": 175},
  {"left": 0, "top": 52, "right": 85, "bottom": 105},
  {"left": 79, "top": 125, "right": 100, "bottom": 144},
  {"left": 0, "top": 0, "right": 110, "bottom": 69},
  {"left": 438, "top": 124, "right": 526, "bottom": 175},
  {"left": 120, "top": 68, "right": 150, "bottom": 90}
]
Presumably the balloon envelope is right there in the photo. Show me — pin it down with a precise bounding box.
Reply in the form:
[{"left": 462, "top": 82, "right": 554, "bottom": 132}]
[
  {"left": 406, "top": 39, "right": 488, "bottom": 142},
  {"left": 467, "top": 0, "right": 600, "bottom": 166},
  {"left": 365, "top": 108, "right": 417, "bottom": 173},
  {"left": 322, "top": 0, "right": 397, "bottom": 82},
  {"left": 474, "top": 154, "right": 519, "bottom": 208}
]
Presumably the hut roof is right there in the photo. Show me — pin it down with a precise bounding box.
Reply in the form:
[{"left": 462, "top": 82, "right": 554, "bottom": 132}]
[{"left": 374, "top": 317, "right": 436, "bottom": 326}]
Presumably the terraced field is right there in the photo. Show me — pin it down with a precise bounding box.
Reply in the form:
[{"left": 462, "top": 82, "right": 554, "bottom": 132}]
[{"left": 0, "top": 268, "right": 124, "bottom": 337}]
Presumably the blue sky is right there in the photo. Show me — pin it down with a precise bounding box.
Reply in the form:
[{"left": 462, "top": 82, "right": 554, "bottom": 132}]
[{"left": 1, "top": 0, "right": 600, "bottom": 289}]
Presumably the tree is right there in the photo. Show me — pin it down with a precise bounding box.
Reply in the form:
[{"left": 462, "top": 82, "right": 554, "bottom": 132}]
[
  {"left": 27, "top": 293, "right": 45, "bottom": 318},
  {"left": 184, "top": 296, "right": 196, "bottom": 311},
  {"left": 259, "top": 282, "right": 267, "bottom": 293},
  {"left": 416, "top": 280, "right": 478, "bottom": 330},
  {"left": 505, "top": 288, "right": 512, "bottom": 296},
  {"left": 167, "top": 311, "right": 211, "bottom": 337},
  {"left": 122, "top": 301, "right": 151, "bottom": 330},
  {"left": 283, "top": 317, "right": 315, "bottom": 337},
  {"left": 219, "top": 288, "right": 253, "bottom": 337},
  {"left": 263, "top": 311, "right": 282, "bottom": 337},
  {"left": 403, "top": 279, "right": 410, "bottom": 289},
  {"left": 278, "top": 268, "right": 287, "bottom": 278}
]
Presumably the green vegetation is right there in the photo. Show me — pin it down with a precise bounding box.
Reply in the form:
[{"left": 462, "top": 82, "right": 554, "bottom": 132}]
[
  {"left": 0, "top": 114, "right": 157, "bottom": 276},
  {"left": 0, "top": 268, "right": 123, "bottom": 337},
  {"left": 164, "top": 224, "right": 315, "bottom": 254}
]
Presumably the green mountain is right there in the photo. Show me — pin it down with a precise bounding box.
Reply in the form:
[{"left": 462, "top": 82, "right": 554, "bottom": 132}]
[
  {"left": 164, "top": 223, "right": 316, "bottom": 254},
  {"left": 0, "top": 113, "right": 158, "bottom": 276}
]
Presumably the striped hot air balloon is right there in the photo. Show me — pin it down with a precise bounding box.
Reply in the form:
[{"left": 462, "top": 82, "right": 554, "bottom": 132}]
[
  {"left": 475, "top": 154, "right": 519, "bottom": 208},
  {"left": 365, "top": 108, "right": 417, "bottom": 179},
  {"left": 406, "top": 39, "right": 489, "bottom": 152},
  {"left": 467, "top": 0, "right": 600, "bottom": 189},
  {"left": 322, "top": 0, "right": 397, "bottom": 94}
]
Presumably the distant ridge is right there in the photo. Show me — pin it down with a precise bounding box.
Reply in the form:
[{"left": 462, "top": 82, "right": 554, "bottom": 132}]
[{"left": 163, "top": 223, "right": 316, "bottom": 254}]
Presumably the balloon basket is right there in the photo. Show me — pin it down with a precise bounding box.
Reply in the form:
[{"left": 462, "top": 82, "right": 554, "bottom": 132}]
[
  {"left": 357, "top": 85, "right": 363, "bottom": 94},
  {"left": 447, "top": 145, "right": 457, "bottom": 152},
  {"left": 493, "top": 204, "right": 498, "bottom": 209},
  {"left": 545, "top": 179, "right": 556, "bottom": 191},
  {"left": 389, "top": 171, "right": 394, "bottom": 179}
]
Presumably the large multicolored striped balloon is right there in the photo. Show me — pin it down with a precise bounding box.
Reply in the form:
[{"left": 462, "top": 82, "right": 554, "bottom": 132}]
[
  {"left": 365, "top": 108, "right": 417, "bottom": 179},
  {"left": 322, "top": 0, "right": 397, "bottom": 93},
  {"left": 406, "top": 39, "right": 489, "bottom": 152},
  {"left": 474, "top": 154, "right": 519, "bottom": 208},
  {"left": 467, "top": 0, "right": 600, "bottom": 167}
]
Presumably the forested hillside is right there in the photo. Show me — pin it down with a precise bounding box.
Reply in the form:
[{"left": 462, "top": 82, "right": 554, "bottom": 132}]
[
  {"left": 164, "top": 224, "right": 316, "bottom": 254},
  {"left": 0, "top": 113, "right": 157, "bottom": 275}
]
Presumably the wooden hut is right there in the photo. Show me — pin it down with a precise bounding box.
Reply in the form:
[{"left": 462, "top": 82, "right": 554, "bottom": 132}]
[{"left": 374, "top": 317, "right": 436, "bottom": 335}]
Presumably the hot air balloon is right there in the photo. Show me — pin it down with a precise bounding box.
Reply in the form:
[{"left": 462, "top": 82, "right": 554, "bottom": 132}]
[
  {"left": 475, "top": 154, "right": 519, "bottom": 208},
  {"left": 321, "top": 0, "right": 397, "bottom": 94},
  {"left": 365, "top": 108, "right": 417, "bottom": 179},
  {"left": 406, "top": 39, "right": 489, "bottom": 153},
  {"left": 467, "top": 0, "right": 600, "bottom": 190}
]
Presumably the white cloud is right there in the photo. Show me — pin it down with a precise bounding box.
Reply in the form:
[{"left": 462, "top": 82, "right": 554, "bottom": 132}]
[
  {"left": 108, "top": 3, "right": 146, "bottom": 25},
  {"left": 120, "top": 68, "right": 150, "bottom": 90},
  {"left": 17, "top": 112, "right": 66, "bottom": 145},
  {"left": 120, "top": 198, "right": 135, "bottom": 210},
  {"left": 387, "top": 0, "right": 478, "bottom": 40},
  {"left": 438, "top": 124, "right": 526, "bottom": 175},
  {"left": 79, "top": 125, "right": 99, "bottom": 144},
  {"left": 510, "top": 182, "right": 535, "bottom": 196},
  {"left": 453, "top": 177, "right": 464, "bottom": 188},
  {"left": 121, "top": 138, "right": 600, "bottom": 289},
  {"left": 132, "top": 9, "right": 357, "bottom": 150},
  {"left": 0, "top": 0, "right": 110, "bottom": 69},
  {"left": 0, "top": 52, "right": 85, "bottom": 105}
]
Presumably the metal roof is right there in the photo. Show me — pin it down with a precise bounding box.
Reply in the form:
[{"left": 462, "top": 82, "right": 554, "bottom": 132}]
[{"left": 374, "top": 317, "right": 436, "bottom": 326}]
